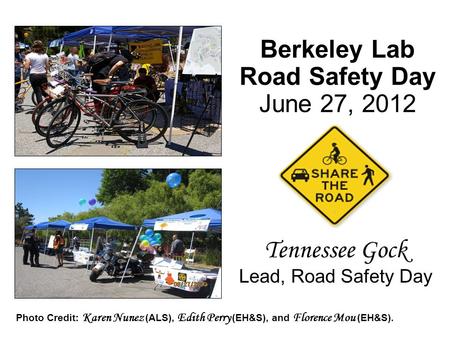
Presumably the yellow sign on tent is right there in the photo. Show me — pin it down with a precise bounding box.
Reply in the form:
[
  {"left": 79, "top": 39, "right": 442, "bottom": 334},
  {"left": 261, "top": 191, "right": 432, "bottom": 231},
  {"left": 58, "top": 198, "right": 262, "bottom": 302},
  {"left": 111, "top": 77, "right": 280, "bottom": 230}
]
[
  {"left": 281, "top": 126, "right": 388, "bottom": 225},
  {"left": 129, "top": 39, "right": 163, "bottom": 64}
]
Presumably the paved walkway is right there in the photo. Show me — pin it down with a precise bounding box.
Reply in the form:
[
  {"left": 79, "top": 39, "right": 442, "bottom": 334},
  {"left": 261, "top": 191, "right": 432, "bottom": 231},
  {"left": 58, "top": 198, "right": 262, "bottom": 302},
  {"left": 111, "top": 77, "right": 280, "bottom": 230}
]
[{"left": 15, "top": 247, "right": 184, "bottom": 299}]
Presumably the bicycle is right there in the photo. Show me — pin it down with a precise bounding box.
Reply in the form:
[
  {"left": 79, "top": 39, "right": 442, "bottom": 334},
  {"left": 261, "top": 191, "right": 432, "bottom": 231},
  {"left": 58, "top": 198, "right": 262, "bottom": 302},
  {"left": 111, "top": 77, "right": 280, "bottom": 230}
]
[
  {"left": 32, "top": 70, "right": 86, "bottom": 135},
  {"left": 15, "top": 78, "right": 38, "bottom": 108},
  {"left": 45, "top": 80, "right": 169, "bottom": 149},
  {"left": 322, "top": 155, "right": 347, "bottom": 165}
]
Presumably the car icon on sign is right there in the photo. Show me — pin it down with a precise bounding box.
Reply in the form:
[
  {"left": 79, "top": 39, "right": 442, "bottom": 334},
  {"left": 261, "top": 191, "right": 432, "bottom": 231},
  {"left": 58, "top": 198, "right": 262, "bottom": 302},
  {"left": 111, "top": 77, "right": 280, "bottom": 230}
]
[{"left": 291, "top": 168, "right": 309, "bottom": 182}]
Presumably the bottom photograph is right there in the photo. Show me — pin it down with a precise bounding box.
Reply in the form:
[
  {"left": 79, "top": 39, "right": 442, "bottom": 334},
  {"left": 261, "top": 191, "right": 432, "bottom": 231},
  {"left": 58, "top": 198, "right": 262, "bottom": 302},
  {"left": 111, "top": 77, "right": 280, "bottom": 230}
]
[{"left": 14, "top": 168, "right": 222, "bottom": 299}]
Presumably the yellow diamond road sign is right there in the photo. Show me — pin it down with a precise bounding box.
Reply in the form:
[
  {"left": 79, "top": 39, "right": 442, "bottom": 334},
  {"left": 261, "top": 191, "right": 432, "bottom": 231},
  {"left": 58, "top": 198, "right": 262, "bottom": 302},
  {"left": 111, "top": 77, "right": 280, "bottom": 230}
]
[{"left": 281, "top": 126, "right": 388, "bottom": 225}]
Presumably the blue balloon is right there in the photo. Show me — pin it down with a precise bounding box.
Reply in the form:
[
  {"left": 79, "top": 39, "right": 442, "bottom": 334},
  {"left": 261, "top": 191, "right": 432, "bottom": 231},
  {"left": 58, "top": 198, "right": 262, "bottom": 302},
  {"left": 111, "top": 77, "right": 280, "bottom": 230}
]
[
  {"left": 144, "top": 229, "right": 154, "bottom": 237},
  {"left": 139, "top": 235, "right": 148, "bottom": 242},
  {"left": 166, "top": 172, "right": 182, "bottom": 189},
  {"left": 150, "top": 239, "right": 159, "bottom": 246},
  {"left": 153, "top": 233, "right": 162, "bottom": 241}
]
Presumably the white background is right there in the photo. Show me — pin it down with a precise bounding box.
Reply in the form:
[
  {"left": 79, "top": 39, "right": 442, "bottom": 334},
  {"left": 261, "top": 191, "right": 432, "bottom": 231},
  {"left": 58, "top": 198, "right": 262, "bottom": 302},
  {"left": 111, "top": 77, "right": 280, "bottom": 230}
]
[{"left": 1, "top": 0, "right": 449, "bottom": 336}]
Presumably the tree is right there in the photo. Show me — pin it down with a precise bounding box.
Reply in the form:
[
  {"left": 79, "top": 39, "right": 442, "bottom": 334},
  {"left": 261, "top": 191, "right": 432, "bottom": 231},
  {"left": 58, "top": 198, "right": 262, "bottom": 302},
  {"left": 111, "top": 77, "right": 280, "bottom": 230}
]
[
  {"left": 15, "top": 203, "right": 34, "bottom": 238},
  {"left": 16, "top": 26, "right": 85, "bottom": 47},
  {"left": 96, "top": 169, "right": 149, "bottom": 204},
  {"left": 185, "top": 170, "right": 222, "bottom": 210},
  {"left": 105, "top": 181, "right": 189, "bottom": 226}
]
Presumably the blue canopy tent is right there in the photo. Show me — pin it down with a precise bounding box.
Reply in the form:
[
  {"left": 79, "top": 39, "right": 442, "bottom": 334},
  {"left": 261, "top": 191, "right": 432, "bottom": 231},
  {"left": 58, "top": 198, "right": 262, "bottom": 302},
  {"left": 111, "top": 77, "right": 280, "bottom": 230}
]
[
  {"left": 60, "top": 26, "right": 165, "bottom": 53},
  {"left": 18, "top": 42, "right": 29, "bottom": 49},
  {"left": 70, "top": 216, "right": 136, "bottom": 230},
  {"left": 113, "top": 26, "right": 201, "bottom": 37},
  {"left": 48, "top": 38, "right": 63, "bottom": 48},
  {"left": 70, "top": 216, "right": 136, "bottom": 253},
  {"left": 25, "top": 219, "right": 70, "bottom": 230},
  {"left": 23, "top": 220, "right": 71, "bottom": 254},
  {"left": 57, "top": 25, "right": 211, "bottom": 145},
  {"left": 143, "top": 208, "right": 222, "bottom": 232}
]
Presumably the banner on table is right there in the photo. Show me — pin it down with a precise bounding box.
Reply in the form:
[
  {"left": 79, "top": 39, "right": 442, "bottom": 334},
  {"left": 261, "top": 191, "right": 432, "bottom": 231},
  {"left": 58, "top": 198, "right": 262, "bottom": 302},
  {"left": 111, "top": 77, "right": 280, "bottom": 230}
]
[{"left": 129, "top": 39, "right": 162, "bottom": 64}]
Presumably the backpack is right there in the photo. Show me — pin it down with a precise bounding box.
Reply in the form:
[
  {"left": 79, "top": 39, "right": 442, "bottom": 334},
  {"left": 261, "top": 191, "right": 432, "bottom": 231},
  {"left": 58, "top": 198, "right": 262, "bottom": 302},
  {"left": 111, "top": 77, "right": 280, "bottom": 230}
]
[{"left": 87, "top": 51, "right": 117, "bottom": 73}]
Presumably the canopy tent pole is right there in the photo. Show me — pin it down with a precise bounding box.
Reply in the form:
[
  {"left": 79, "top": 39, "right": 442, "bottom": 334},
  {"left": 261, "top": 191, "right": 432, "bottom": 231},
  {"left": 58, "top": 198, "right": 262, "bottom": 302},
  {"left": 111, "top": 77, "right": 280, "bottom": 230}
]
[
  {"left": 188, "top": 231, "right": 195, "bottom": 261},
  {"left": 59, "top": 42, "right": 64, "bottom": 54},
  {"left": 86, "top": 228, "right": 95, "bottom": 270},
  {"left": 44, "top": 229, "right": 49, "bottom": 255},
  {"left": 89, "top": 228, "right": 94, "bottom": 252},
  {"left": 119, "top": 226, "right": 142, "bottom": 286},
  {"left": 107, "top": 33, "right": 113, "bottom": 51},
  {"left": 93, "top": 35, "right": 97, "bottom": 54},
  {"left": 168, "top": 26, "right": 183, "bottom": 144},
  {"left": 168, "top": 41, "right": 175, "bottom": 72}
]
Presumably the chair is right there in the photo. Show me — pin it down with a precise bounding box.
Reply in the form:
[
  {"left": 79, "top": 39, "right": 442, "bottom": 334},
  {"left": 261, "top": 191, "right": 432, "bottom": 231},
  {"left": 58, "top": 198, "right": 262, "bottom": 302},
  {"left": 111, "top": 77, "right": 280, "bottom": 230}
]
[{"left": 185, "top": 248, "right": 196, "bottom": 263}]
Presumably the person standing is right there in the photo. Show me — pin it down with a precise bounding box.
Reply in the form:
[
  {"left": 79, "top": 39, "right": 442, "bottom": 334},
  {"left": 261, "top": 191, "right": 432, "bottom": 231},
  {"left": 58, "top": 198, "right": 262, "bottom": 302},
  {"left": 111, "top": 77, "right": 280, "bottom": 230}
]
[
  {"left": 23, "top": 40, "right": 49, "bottom": 103},
  {"left": 29, "top": 231, "right": 40, "bottom": 267},
  {"left": 22, "top": 229, "right": 34, "bottom": 265},
  {"left": 170, "top": 234, "right": 185, "bottom": 259},
  {"left": 72, "top": 235, "right": 80, "bottom": 250},
  {"left": 15, "top": 42, "right": 24, "bottom": 109},
  {"left": 53, "top": 231, "right": 65, "bottom": 267},
  {"left": 66, "top": 47, "right": 80, "bottom": 80}
]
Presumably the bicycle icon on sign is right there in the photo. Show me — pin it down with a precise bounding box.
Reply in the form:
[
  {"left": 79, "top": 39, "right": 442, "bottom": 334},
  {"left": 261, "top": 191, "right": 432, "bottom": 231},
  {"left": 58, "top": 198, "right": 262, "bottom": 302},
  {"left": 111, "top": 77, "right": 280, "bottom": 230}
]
[
  {"left": 322, "top": 142, "right": 347, "bottom": 165},
  {"left": 322, "top": 155, "right": 347, "bottom": 165}
]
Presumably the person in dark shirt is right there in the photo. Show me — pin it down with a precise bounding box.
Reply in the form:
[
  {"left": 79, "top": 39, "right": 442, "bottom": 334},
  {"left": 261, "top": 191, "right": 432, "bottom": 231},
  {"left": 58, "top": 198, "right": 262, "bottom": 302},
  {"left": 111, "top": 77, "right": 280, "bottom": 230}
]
[
  {"left": 89, "top": 51, "right": 129, "bottom": 93},
  {"left": 15, "top": 42, "right": 24, "bottom": 109},
  {"left": 133, "top": 68, "right": 160, "bottom": 102},
  {"left": 170, "top": 234, "right": 185, "bottom": 258},
  {"left": 22, "top": 229, "right": 33, "bottom": 265},
  {"left": 29, "top": 233, "right": 40, "bottom": 267}
]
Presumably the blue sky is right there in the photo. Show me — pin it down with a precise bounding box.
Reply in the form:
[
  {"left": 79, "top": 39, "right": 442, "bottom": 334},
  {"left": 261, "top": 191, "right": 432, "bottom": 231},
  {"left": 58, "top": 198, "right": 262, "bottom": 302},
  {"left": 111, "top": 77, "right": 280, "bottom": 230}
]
[{"left": 15, "top": 169, "right": 103, "bottom": 223}]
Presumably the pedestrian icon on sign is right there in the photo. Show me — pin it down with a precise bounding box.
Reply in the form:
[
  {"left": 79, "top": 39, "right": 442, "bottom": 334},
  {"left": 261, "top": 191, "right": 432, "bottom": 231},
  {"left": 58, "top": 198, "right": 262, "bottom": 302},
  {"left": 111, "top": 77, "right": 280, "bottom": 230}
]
[{"left": 362, "top": 165, "right": 375, "bottom": 186}]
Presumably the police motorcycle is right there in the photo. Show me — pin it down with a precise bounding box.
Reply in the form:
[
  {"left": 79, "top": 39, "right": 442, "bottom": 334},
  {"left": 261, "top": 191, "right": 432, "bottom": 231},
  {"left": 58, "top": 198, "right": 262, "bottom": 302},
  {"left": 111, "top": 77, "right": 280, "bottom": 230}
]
[{"left": 89, "top": 241, "right": 152, "bottom": 282}]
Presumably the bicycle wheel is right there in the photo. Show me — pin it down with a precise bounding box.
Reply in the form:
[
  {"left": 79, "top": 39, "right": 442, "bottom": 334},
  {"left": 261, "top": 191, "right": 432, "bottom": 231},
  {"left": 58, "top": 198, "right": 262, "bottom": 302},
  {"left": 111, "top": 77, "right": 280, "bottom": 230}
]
[
  {"left": 322, "top": 156, "right": 333, "bottom": 165},
  {"left": 46, "top": 104, "right": 81, "bottom": 148},
  {"left": 338, "top": 156, "right": 347, "bottom": 165},
  {"left": 33, "top": 97, "right": 67, "bottom": 137},
  {"left": 114, "top": 100, "right": 168, "bottom": 144}
]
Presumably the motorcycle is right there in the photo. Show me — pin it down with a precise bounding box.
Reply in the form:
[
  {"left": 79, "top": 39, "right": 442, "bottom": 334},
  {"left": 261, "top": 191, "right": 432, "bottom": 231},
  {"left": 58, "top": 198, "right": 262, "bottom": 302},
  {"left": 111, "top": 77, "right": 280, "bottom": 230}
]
[{"left": 89, "top": 242, "right": 152, "bottom": 282}]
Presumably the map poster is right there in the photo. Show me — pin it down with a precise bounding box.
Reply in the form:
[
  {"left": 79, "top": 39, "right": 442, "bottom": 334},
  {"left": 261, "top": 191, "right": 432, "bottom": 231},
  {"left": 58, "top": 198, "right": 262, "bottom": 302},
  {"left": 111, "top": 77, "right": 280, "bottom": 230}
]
[{"left": 183, "top": 26, "right": 222, "bottom": 75}]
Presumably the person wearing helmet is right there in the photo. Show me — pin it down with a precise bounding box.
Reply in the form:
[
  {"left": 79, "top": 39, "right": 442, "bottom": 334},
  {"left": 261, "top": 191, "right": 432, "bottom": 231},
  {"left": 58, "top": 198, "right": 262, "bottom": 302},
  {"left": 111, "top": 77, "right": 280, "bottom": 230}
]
[{"left": 331, "top": 142, "right": 340, "bottom": 164}]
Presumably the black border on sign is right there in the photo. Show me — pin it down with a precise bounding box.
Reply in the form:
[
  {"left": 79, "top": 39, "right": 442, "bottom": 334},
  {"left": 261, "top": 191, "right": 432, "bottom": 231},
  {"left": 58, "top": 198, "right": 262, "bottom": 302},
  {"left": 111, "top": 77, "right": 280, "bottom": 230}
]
[{"left": 280, "top": 126, "right": 389, "bottom": 225}]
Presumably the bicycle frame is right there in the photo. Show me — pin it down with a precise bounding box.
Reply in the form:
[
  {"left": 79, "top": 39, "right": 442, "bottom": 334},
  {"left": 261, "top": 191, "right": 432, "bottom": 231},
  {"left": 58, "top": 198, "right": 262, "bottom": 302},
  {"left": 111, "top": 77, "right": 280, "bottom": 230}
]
[
  {"left": 69, "top": 88, "right": 148, "bottom": 129},
  {"left": 16, "top": 79, "right": 32, "bottom": 100}
]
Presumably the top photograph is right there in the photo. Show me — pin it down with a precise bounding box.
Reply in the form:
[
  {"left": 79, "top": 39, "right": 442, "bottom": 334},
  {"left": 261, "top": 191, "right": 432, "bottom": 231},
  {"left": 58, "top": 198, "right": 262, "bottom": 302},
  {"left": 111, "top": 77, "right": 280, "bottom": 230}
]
[{"left": 14, "top": 26, "right": 222, "bottom": 156}]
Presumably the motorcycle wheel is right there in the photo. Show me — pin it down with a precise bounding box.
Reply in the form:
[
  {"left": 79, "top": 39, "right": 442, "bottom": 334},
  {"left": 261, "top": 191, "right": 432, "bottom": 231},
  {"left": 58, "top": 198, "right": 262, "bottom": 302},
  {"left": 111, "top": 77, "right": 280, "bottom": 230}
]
[{"left": 89, "top": 269, "right": 102, "bottom": 282}]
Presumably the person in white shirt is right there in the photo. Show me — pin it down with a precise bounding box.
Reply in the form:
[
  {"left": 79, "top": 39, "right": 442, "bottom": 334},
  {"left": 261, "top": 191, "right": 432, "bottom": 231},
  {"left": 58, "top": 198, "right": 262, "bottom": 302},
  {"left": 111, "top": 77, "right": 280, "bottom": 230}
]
[
  {"left": 23, "top": 40, "right": 49, "bottom": 103},
  {"left": 67, "top": 47, "right": 80, "bottom": 78}
]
